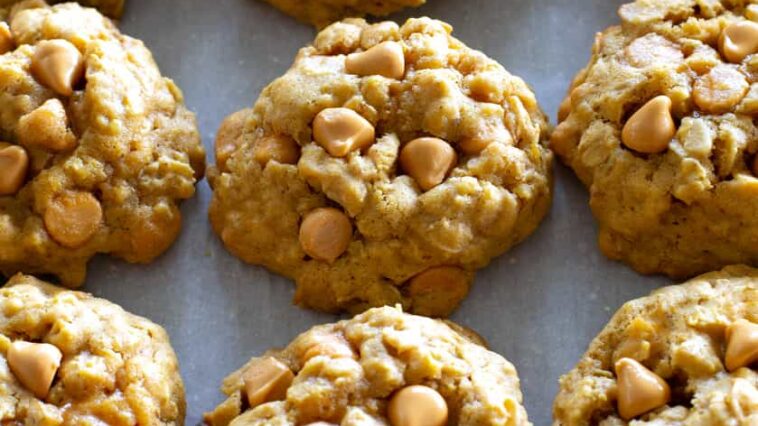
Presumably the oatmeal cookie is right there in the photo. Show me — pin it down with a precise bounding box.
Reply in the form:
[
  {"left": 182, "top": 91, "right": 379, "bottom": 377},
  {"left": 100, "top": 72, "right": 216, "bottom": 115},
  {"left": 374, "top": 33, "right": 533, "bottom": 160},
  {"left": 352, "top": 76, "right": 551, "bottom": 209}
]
[
  {"left": 204, "top": 306, "right": 531, "bottom": 426},
  {"left": 553, "top": 265, "right": 757, "bottom": 425},
  {"left": 263, "top": 0, "right": 425, "bottom": 28},
  {"left": 552, "top": 0, "right": 758, "bottom": 279},
  {"left": 0, "top": 274, "right": 185, "bottom": 425},
  {"left": 0, "top": 2, "right": 205, "bottom": 286},
  {"left": 208, "top": 17, "right": 552, "bottom": 317}
]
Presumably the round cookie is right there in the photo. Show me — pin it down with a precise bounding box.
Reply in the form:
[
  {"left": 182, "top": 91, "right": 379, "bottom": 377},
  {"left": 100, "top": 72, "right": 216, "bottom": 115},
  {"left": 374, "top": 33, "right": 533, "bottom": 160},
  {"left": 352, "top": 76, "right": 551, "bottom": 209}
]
[
  {"left": 552, "top": 0, "right": 758, "bottom": 279},
  {"left": 0, "top": 1, "right": 205, "bottom": 286},
  {"left": 262, "top": 0, "right": 426, "bottom": 28},
  {"left": 208, "top": 18, "right": 552, "bottom": 317},
  {"left": 0, "top": 274, "right": 185, "bottom": 424},
  {"left": 203, "top": 306, "right": 531, "bottom": 426},
  {"left": 553, "top": 265, "right": 758, "bottom": 424}
]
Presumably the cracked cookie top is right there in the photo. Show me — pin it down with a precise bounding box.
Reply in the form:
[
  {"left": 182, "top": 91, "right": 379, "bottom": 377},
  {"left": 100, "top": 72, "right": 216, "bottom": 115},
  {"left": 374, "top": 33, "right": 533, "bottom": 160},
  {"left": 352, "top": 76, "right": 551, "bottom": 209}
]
[
  {"left": 0, "top": 274, "right": 185, "bottom": 425},
  {"left": 204, "top": 306, "right": 530, "bottom": 426},
  {"left": 553, "top": 265, "right": 757, "bottom": 425},
  {"left": 208, "top": 17, "right": 552, "bottom": 317},
  {"left": 552, "top": 0, "right": 758, "bottom": 279},
  {"left": 0, "top": 1, "right": 205, "bottom": 286}
]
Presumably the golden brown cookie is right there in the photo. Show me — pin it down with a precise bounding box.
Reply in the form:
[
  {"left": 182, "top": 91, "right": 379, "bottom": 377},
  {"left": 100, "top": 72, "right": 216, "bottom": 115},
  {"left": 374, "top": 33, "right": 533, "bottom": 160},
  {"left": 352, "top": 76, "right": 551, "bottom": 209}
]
[
  {"left": 204, "top": 306, "right": 531, "bottom": 426},
  {"left": 0, "top": 274, "right": 185, "bottom": 424},
  {"left": 553, "top": 0, "right": 758, "bottom": 279},
  {"left": 0, "top": 2, "right": 205, "bottom": 286},
  {"left": 553, "top": 265, "right": 757, "bottom": 424},
  {"left": 208, "top": 18, "right": 552, "bottom": 317},
  {"left": 262, "top": 0, "right": 425, "bottom": 28}
]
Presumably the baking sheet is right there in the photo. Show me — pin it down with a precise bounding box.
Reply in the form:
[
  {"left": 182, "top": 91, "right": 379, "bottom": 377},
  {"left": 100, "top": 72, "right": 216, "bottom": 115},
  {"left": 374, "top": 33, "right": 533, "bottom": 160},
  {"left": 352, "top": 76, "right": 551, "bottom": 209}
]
[{"left": 79, "top": 0, "right": 673, "bottom": 424}]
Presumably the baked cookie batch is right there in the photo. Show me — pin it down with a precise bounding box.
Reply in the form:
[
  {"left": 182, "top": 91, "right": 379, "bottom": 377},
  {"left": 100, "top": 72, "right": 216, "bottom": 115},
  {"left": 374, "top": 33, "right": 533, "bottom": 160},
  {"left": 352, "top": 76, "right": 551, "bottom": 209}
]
[{"left": 0, "top": 0, "right": 754, "bottom": 425}]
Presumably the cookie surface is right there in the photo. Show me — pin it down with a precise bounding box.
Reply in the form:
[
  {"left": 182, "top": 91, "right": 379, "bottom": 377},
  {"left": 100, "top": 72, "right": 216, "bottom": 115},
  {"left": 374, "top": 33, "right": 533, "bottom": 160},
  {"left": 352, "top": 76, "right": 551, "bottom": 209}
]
[
  {"left": 204, "top": 306, "right": 531, "bottom": 426},
  {"left": 0, "top": 274, "right": 185, "bottom": 424},
  {"left": 0, "top": 1, "right": 205, "bottom": 286},
  {"left": 552, "top": 0, "right": 758, "bottom": 279},
  {"left": 553, "top": 265, "right": 758, "bottom": 425},
  {"left": 0, "top": 0, "right": 124, "bottom": 18},
  {"left": 263, "top": 0, "right": 425, "bottom": 28},
  {"left": 208, "top": 18, "right": 552, "bottom": 317}
]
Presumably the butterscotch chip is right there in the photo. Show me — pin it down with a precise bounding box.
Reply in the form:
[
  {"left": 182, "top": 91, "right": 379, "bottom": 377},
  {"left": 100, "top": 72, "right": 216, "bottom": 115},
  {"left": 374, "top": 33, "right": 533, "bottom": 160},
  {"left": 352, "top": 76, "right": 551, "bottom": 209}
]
[
  {"left": 554, "top": 266, "right": 757, "bottom": 424},
  {"left": 0, "top": 144, "right": 29, "bottom": 196},
  {"left": 208, "top": 18, "right": 551, "bottom": 316},
  {"left": 725, "top": 319, "right": 758, "bottom": 371},
  {"left": 31, "top": 39, "right": 84, "bottom": 97},
  {"left": 621, "top": 96, "right": 676, "bottom": 154},
  {"left": 17, "top": 98, "right": 77, "bottom": 151},
  {"left": 388, "top": 385, "right": 448, "bottom": 426},
  {"left": 693, "top": 64, "right": 748, "bottom": 114},
  {"left": 554, "top": 0, "right": 758, "bottom": 279},
  {"left": 345, "top": 41, "right": 405, "bottom": 79},
  {"left": 0, "top": 274, "right": 185, "bottom": 423},
  {"left": 43, "top": 191, "right": 102, "bottom": 248},
  {"left": 614, "top": 358, "right": 671, "bottom": 420},
  {"left": 0, "top": 22, "right": 12, "bottom": 54},
  {"left": 7, "top": 341, "right": 62, "bottom": 399},
  {"left": 0, "top": 3, "right": 204, "bottom": 286},
  {"left": 242, "top": 357, "right": 294, "bottom": 408},
  {"left": 204, "top": 306, "right": 531, "bottom": 426}
]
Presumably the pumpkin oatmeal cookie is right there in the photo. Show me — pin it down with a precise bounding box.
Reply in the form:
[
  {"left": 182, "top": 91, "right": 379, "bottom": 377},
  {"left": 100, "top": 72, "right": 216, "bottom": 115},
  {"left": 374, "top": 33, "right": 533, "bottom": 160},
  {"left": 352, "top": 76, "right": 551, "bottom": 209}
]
[{"left": 208, "top": 17, "right": 552, "bottom": 317}]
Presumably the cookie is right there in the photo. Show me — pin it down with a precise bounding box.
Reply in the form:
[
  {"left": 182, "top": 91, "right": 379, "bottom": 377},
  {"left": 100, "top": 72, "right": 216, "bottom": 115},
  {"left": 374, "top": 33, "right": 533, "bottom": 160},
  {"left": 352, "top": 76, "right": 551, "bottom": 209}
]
[
  {"left": 0, "top": 274, "right": 185, "bottom": 424},
  {"left": 553, "top": 265, "right": 757, "bottom": 424},
  {"left": 204, "top": 306, "right": 531, "bottom": 426},
  {"left": 208, "top": 18, "right": 552, "bottom": 317},
  {"left": 263, "top": 0, "right": 425, "bottom": 28},
  {"left": 0, "top": 2, "right": 205, "bottom": 286},
  {"left": 0, "top": 0, "right": 123, "bottom": 18},
  {"left": 552, "top": 0, "right": 758, "bottom": 279}
]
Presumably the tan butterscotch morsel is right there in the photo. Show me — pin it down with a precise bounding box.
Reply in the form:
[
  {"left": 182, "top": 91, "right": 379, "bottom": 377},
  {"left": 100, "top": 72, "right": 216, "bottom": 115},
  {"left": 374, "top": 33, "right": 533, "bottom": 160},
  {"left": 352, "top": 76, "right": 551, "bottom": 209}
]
[
  {"left": 614, "top": 358, "right": 671, "bottom": 420},
  {"left": 7, "top": 341, "right": 62, "bottom": 399},
  {"left": 400, "top": 137, "right": 457, "bottom": 191},
  {"left": 243, "top": 357, "right": 294, "bottom": 408},
  {"left": 204, "top": 307, "right": 531, "bottom": 426},
  {"left": 406, "top": 266, "right": 470, "bottom": 317},
  {"left": 621, "top": 96, "right": 675, "bottom": 154},
  {"left": 719, "top": 21, "right": 758, "bottom": 63},
  {"left": 553, "top": 266, "right": 757, "bottom": 425},
  {"left": 389, "top": 385, "right": 449, "bottom": 426},
  {"left": 299, "top": 207, "right": 352, "bottom": 263},
  {"left": 345, "top": 41, "right": 405, "bottom": 79},
  {"left": 312, "top": 108, "right": 375, "bottom": 157},
  {"left": 0, "top": 144, "right": 29, "bottom": 196},
  {"left": 43, "top": 191, "right": 103, "bottom": 248},
  {"left": 17, "top": 98, "right": 77, "bottom": 151},
  {"left": 693, "top": 64, "right": 748, "bottom": 114},
  {"left": 215, "top": 109, "right": 251, "bottom": 170},
  {"left": 0, "top": 22, "right": 12, "bottom": 55},
  {"left": 253, "top": 135, "right": 300, "bottom": 166},
  {"left": 31, "top": 39, "right": 84, "bottom": 97},
  {"left": 299, "top": 333, "right": 354, "bottom": 363},
  {"left": 725, "top": 319, "right": 758, "bottom": 371}
]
